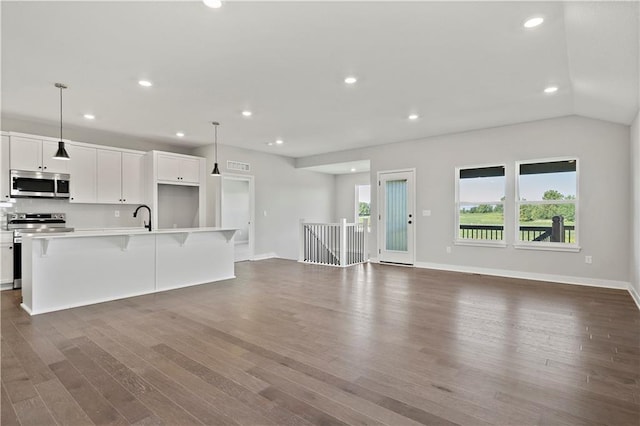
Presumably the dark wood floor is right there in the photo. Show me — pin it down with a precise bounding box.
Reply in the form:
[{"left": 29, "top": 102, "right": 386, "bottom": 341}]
[{"left": 1, "top": 259, "right": 639, "bottom": 425}]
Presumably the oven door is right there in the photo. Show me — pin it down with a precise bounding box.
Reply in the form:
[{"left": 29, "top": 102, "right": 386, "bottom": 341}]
[{"left": 11, "top": 170, "right": 56, "bottom": 197}]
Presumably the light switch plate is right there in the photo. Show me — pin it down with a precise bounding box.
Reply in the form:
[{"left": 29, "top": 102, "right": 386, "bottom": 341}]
[{"left": 422, "top": 210, "right": 431, "bottom": 217}]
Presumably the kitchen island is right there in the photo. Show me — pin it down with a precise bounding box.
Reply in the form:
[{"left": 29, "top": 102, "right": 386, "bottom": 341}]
[{"left": 21, "top": 227, "right": 237, "bottom": 315}]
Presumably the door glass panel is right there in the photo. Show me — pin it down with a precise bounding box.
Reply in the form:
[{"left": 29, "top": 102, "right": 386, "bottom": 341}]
[{"left": 385, "top": 179, "right": 407, "bottom": 251}]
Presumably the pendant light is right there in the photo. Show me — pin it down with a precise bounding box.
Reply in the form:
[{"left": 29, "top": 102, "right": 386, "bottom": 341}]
[
  {"left": 53, "top": 83, "right": 70, "bottom": 160},
  {"left": 211, "top": 121, "right": 221, "bottom": 175}
]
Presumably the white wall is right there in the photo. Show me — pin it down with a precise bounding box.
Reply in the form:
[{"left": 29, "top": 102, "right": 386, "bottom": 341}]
[
  {"left": 298, "top": 116, "right": 631, "bottom": 287},
  {"left": 631, "top": 111, "right": 640, "bottom": 301},
  {"left": 157, "top": 184, "right": 199, "bottom": 229},
  {"left": 334, "top": 172, "right": 369, "bottom": 222},
  {"left": 193, "top": 144, "right": 334, "bottom": 260}
]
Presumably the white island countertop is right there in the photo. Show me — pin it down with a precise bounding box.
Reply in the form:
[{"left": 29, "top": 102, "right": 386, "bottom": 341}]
[{"left": 31, "top": 227, "right": 238, "bottom": 239}]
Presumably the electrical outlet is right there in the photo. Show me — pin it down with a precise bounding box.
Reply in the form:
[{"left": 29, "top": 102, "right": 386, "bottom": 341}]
[
  {"left": 446, "top": 246, "right": 452, "bottom": 254},
  {"left": 585, "top": 255, "right": 592, "bottom": 264},
  {"left": 114, "top": 210, "right": 120, "bottom": 218},
  {"left": 263, "top": 210, "right": 268, "bottom": 217}
]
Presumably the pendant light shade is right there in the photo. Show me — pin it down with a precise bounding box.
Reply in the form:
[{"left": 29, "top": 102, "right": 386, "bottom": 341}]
[
  {"left": 53, "top": 83, "right": 70, "bottom": 160},
  {"left": 211, "top": 121, "right": 221, "bottom": 175},
  {"left": 54, "top": 141, "right": 70, "bottom": 160}
]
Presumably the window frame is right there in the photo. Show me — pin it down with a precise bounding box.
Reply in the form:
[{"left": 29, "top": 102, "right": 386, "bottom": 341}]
[
  {"left": 514, "top": 157, "right": 580, "bottom": 252},
  {"left": 354, "top": 183, "right": 371, "bottom": 224},
  {"left": 454, "top": 163, "right": 507, "bottom": 248}
]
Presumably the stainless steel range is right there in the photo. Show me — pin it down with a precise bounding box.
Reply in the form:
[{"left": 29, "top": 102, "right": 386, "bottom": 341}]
[{"left": 8, "top": 213, "right": 74, "bottom": 289}]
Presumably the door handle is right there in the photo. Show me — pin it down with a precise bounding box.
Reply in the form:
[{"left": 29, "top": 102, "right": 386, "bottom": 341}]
[{"left": 408, "top": 220, "right": 412, "bottom": 224}]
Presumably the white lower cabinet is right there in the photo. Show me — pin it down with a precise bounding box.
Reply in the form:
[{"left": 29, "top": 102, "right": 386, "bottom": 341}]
[{"left": 1, "top": 232, "right": 13, "bottom": 285}]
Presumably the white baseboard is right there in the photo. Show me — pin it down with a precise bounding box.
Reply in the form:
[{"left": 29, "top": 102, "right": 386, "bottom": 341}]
[
  {"left": 414, "top": 261, "right": 629, "bottom": 290},
  {"left": 1, "top": 282, "right": 14, "bottom": 291},
  {"left": 251, "top": 252, "right": 278, "bottom": 261},
  {"left": 628, "top": 284, "right": 640, "bottom": 311}
]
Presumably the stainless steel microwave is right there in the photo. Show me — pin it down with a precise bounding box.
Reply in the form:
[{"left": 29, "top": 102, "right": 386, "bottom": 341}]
[{"left": 10, "top": 170, "right": 70, "bottom": 198}]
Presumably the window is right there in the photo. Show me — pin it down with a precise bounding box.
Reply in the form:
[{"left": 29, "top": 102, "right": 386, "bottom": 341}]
[
  {"left": 355, "top": 184, "right": 371, "bottom": 225},
  {"left": 455, "top": 165, "right": 505, "bottom": 245},
  {"left": 516, "top": 158, "right": 578, "bottom": 250}
]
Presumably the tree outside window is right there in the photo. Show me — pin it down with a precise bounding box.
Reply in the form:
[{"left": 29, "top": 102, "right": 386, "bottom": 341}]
[{"left": 517, "top": 159, "right": 578, "bottom": 245}]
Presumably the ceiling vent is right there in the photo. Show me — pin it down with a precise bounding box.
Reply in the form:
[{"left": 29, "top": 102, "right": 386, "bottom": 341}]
[{"left": 227, "top": 160, "right": 250, "bottom": 172}]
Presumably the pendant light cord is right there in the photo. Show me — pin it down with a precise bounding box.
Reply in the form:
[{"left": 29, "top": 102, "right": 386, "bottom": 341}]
[
  {"left": 215, "top": 124, "right": 218, "bottom": 162},
  {"left": 59, "top": 85, "right": 63, "bottom": 141}
]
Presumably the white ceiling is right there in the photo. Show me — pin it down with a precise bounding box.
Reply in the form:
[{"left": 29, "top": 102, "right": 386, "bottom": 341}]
[
  {"left": 2, "top": 1, "right": 638, "bottom": 158},
  {"left": 303, "top": 160, "right": 370, "bottom": 175}
]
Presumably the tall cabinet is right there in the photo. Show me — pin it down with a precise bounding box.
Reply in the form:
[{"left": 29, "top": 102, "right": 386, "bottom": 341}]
[{"left": 146, "top": 150, "right": 206, "bottom": 229}]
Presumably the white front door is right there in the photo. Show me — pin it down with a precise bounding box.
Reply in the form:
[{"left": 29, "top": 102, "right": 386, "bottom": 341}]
[
  {"left": 222, "top": 175, "right": 254, "bottom": 262},
  {"left": 378, "top": 170, "right": 415, "bottom": 265}
]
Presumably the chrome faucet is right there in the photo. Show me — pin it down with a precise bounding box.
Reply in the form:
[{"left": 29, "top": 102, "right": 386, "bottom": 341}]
[{"left": 133, "top": 204, "right": 152, "bottom": 232}]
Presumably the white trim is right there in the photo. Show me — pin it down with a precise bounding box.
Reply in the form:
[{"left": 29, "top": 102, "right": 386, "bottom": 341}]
[
  {"left": 513, "top": 243, "right": 581, "bottom": 253},
  {"left": 221, "top": 174, "right": 255, "bottom": 262},
  {"left": 414, "top": 261, "right": 629, "bottom": 290},
  {"left": 454, "top": 163, "right": 506, "bottom": 244},
  {"left": 20, "top": 303, "right": 33, "bottom": 315},
  {"left": 1, "top": 283, "right": 14, "bottom": 291},
  {"left": 454, "top": 240, "right": 507, "bottom": 248},
  {"left": 515, "top": 157, "right": 579, "bottom": 246},
  {"left": 628, "top": 285, "right": 640, "bottom": 311},
  {"left": 377, "top": 168, "right": 416, "bottom": 265},
  {"left": 252, "top": 252, "right": 278, "bottom": 261},
  {"left": 354, "top": 183, "right": 372, "bottom": 224}
]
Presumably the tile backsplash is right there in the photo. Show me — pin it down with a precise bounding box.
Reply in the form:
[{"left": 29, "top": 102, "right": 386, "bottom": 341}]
[{"left": 3, "top": 199, "right": 146, "bottom": 230}]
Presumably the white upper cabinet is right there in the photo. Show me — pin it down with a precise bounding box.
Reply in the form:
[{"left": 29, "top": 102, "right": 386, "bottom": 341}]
[
  {"left": 67, "top": 144, "right": 97, "bottom": 203},
  {"left": 180, "top": 158, "right": 201, "bottom": 183},
  {"left": 96, "top": 149, "right": 123, "bottom": 204},
  {"left": 121, "top": 152, "right": 145, "bottom": 204},
  {"left": 97, "top": 150, "right": 145, "bottom": 204},
  {"left": 10, "top": 136, "right": 69, "bottom": 174},
  {"left": 156, "top": 154, "right": 201, "bottom": 184}
]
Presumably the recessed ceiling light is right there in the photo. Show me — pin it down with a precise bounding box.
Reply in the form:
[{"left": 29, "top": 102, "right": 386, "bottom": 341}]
[
  {"left": 138, "top": 80, "right": 153, "bottom": 87},
  {"left": 524, "top": 17, "right": 544, "bottom": 28},
  {"left": 242, "top": 110, "right": 252, "bottom": 117},
  {"left": 344, "top": 76, "right": 358, "bottom": 85},
  {"left": 203, "top": 0, "right": 222, "bottom": 8},
  {"left": 408, "top": 114, "right": 419, "bottom": 120},
  {"left": 176, "top": 132, "right": 185, "bottom": 137},
  {"left": 275, "top": 139, "right": 284, "bottom": 145},
  {"left": 544, "top": 86, "right": 558, "bottom": 94},
  {"left": 350, "top": 168, "right": 357, "bottom": 172},
  {"left": 266, "top": 142, "right": 274, "bottom": 146},
  {"left": 83, "top": 114, "right": 95, "bottom": 120}
]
